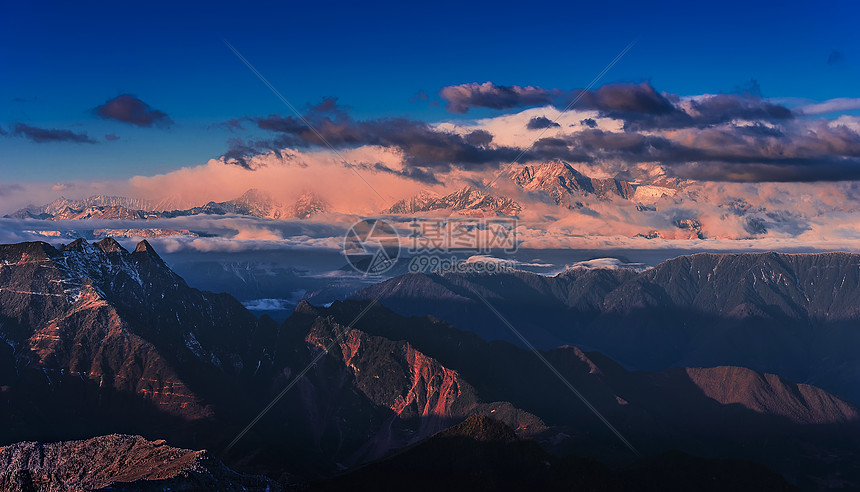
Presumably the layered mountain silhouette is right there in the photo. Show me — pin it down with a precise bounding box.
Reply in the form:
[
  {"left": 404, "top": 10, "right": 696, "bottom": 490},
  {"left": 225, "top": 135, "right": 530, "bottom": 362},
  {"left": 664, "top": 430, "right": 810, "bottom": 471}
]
[
  {"left": 1, "top": 240, "right": 859, "bottom": 489},
  {"left": 353, "top": 252, "right": 860, "bottom": 403}
]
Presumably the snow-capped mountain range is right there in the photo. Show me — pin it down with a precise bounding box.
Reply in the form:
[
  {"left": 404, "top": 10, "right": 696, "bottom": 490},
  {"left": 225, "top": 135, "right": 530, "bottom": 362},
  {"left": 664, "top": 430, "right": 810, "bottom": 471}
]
[
  {"left": 385, "top": 186, "right": 522, "bottom": 216},
  {"left": 7, "top": 189, "right": 330, "bottom": 222},
  {"left": 3, "top": 163, "right": 732, "bottom": 241}
]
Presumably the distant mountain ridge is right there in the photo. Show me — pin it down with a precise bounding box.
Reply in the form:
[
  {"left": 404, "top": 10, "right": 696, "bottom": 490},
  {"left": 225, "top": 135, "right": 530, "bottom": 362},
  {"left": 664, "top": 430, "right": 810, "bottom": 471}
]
[
  {"left": 15, "top": 195, "right": 175, "bottom": 217},
  {"left": 6, "top": 162, "right": 680, "bottom": 222},
  {"left": 384, "top": 162, "right": 681, "bottom": 217},
  {"left": 352, "top": 251, "right": 860, "bottom": 402},
  {"left": 385, "top": 185, "right": 522, "bottom": 216},
  {"left": 6, "top": 189, "right": 329, "bottom": 221}
]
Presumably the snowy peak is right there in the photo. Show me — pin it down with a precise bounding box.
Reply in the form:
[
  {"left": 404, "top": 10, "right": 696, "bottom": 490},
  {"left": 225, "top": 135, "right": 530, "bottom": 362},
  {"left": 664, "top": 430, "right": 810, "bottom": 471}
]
[
  {"left": 11, "top": 195, "right": 171, "bottom": 218},
  {"left": 8, "top": 189, "right": 328, "bottom": 222},
  {"left": 386, "top": 186, "right": 521, "bottom": 216},
  {"left": 512, "top": 161, "right": 636, "bottom": 207},
  {"left": 293, "top": 191, "right": 328, "bottom": 219}
]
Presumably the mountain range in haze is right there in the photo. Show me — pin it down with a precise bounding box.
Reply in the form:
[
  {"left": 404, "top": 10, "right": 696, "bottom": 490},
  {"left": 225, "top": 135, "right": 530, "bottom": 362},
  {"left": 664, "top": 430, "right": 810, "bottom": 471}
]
[{"left": 7, "top": 189, "right": 330, "bottom": 222}]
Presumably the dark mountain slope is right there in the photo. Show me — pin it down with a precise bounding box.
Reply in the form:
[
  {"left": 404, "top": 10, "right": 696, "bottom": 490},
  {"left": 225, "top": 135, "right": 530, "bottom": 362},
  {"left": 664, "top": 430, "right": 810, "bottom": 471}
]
[
  {"left": 2, "top": 241, "right": 859, "bottom": 489},
  {"left": 296, "top": 300, "right": 860, "bottom": 487},
  {"left": 311, "top": 415, "right": 797, "bottom": 492},
  {"left": 352, "top": 252, "right": 860, "bottom": 402},
  {"left": 0, "top": 240, "right": 543, "bottom": 480},
  {"left": 353, "top": 267, "right": 635, "bottom": 347},
  {"left": 602, "top": 252, "right": 860, "bottom": 320}
]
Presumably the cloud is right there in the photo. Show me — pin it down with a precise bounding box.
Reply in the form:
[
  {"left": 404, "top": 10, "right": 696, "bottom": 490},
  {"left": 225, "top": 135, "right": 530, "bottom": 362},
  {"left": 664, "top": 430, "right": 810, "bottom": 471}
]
[
  {"left": 798, "top": 98, "right": 860, "bottom": 116},
  {"left": 94, "top": 94, "right": 173, "bottom": 128},
  {"left": 104, "top": 133, "right": 120, "bottom": 142},
  {"left": 566, "top": 258, "right": 648, "bottom": 271},
  {"left": 246, "top": 98, "right": 530, "bottom": 173},
  {"left": 580, "top": 118, "right": 597, "bottom": 128},
  {"left": 440, "top": 81, "right": 793, "bottom": 130},
  {"left": 242, "top": 295, "right": 305, "bottom": 311},
  {"left": 127, "top": 146, "right": 435, "bottom": 214},
  {"left": 440, "top": 82, "right": 555, "bottom": 113},
  {"left": 526, "top": 116, "right": 560, "bottom": 130},
  {"left": 579, "top": 82, "right": 676, "bottom": 116},
  {"left": 439, "top": 81, "right": 676, "bottom": 117},
  {"left": 373, "top": 162, "right": 442, "bottom": 185},
  {"left": 828, "top": 49, "right": 845, "bottom": 66},
  {"left": 561, "top": 123, "right": 860, "bottom": 182},
  {"left": 10, "top": 123, "right": 97, "bottom": 144},
  {"left": 221, "top": 138, "right": 264, "bottom": 169},
  {"left": 464, "top": 129, "right": 493, "bottom": 146},
  {"left": 617, "top": 92, "right": 792, "bottom": 130},
  {"left": 235, "top": 92, "right": 860, "bottom": 183}
]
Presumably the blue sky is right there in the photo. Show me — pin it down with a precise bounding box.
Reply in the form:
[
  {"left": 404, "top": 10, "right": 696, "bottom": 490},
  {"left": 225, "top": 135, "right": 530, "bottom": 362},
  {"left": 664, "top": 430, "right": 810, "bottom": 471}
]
[{"left": 1, "top": 0, "right": 858, "bottom": 182}]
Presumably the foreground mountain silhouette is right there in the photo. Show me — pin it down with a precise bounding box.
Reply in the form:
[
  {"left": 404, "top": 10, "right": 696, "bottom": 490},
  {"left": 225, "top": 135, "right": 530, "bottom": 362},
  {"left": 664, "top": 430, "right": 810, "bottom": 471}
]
[
  {"left": 311, "top": 415, "right": 796, "bottom": 492},
  {"left": 1, "top": 239, "right": 859, "bottom": 489},
  {"left": 0, "top": 434, "right": 277, "bottom": 491}
]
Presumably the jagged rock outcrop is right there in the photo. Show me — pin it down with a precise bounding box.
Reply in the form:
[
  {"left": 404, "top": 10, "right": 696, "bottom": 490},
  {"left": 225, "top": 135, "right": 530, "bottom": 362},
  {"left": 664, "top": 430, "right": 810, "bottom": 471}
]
[{"left": 0, "top": 434, "right": 278, "bottom": 491}]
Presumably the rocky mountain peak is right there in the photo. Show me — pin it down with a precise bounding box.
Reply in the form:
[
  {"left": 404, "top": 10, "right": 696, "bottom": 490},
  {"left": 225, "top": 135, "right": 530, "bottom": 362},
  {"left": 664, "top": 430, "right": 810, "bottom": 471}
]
[
  {"left": 133, "top": 239, "right": 155, "bottom": 254},
  {"left": 511, "top": 161, "right": 635, "bottom": 207},
  {"left": 437, "top": 415, "right": 519, "bottom": 443},
  {"left": 386, "top": 185, "right": 521, "bottom": 216},
  {"left": 62, "top": 237, "right": 90, "bottom": 253},
  {"left": 94, "top": 237, "right": 126, "bottom": 254}
]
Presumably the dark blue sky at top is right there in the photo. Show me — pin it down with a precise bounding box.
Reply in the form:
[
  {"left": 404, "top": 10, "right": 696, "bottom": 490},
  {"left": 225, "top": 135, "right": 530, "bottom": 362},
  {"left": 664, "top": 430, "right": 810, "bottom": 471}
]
[{"left": 0, "top": 0, "right": 858, "bottom": 182}]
